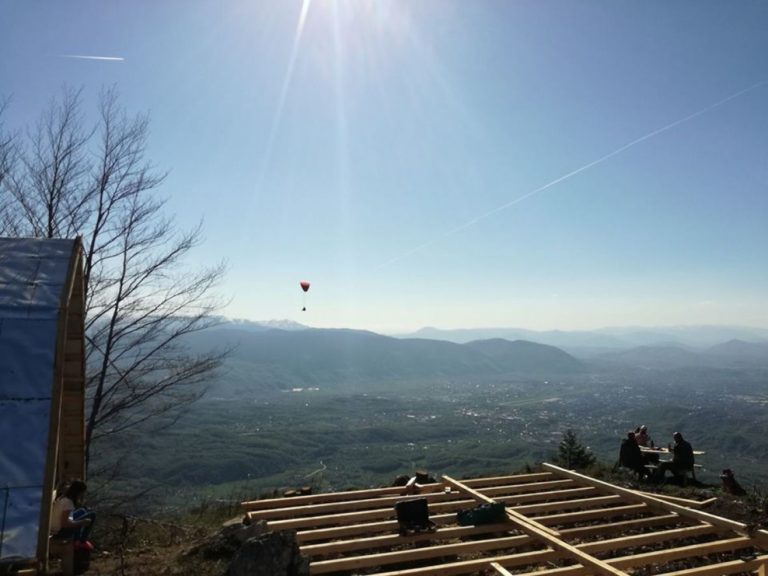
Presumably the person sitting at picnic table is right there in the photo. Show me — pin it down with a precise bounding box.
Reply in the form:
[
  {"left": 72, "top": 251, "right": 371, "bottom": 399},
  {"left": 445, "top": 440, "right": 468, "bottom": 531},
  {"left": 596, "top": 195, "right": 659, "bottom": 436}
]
[
  {"left": 658, "top": 432, "right": 695, "bottom": 482},
  {"left": 618, "top": 432, "right": 645, "bottom": 479},
  {"left": 635, "top": 425, "right": 652, "bottom": 447}
]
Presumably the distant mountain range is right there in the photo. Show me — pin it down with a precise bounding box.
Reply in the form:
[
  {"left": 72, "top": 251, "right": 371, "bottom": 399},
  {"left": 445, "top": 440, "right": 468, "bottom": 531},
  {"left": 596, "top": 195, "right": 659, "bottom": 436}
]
[
  {"left": 592, "top": 339, "right": 768, "bottom": 371},
  {"left": 191, "top": 322, "right": 768, "bottom": 395},
  {"left": 398, "top": 325, "right": 768, "bottom": 353},
  {"left": 185, "top": 327, "right": 585, "bottom": 394}
]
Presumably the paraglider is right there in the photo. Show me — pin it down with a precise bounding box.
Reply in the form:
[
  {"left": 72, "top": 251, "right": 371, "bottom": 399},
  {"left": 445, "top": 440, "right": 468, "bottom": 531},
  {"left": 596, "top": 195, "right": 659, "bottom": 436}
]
[{"left": 300, "top": 280, "right": 310, "bottom": 311}]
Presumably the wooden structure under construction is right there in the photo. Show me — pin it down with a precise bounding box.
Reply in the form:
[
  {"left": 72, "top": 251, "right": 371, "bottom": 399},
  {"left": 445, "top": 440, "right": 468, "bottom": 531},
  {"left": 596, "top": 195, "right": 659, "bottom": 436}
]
[
  {"left": 0, "top": 237, "right": 86, "bottom": 574},
  {"left": 242, "top": 463, "right": 768, "bottom": 576}
]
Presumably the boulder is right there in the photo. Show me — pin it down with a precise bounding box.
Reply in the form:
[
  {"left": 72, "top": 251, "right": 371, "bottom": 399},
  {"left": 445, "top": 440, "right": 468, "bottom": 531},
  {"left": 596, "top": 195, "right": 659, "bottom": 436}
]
[
  {"left": 228, "top": 530, "right": 309, "bottom": 576},
  {"left": 184, "top": 519, "right": 269, "bottom": 560}
]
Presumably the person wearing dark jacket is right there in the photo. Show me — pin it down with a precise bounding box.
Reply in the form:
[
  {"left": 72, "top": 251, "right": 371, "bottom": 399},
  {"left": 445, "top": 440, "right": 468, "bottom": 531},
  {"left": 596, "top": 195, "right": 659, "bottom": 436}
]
[
  {"left": 618, "top": 432, "right": 645, "bottom": 479},
  {"left": 659, "top": 432, "right": 695, "bottom": 482}
]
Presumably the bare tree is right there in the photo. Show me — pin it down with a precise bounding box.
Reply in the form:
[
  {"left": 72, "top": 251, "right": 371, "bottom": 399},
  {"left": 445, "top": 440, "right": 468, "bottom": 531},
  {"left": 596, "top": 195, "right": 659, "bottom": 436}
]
[
  {"left": 0, "top": 88, "right": 227, "bottom": 467},
  {"left": 0, "top": 97, "right": 20, "bottom": 234}
]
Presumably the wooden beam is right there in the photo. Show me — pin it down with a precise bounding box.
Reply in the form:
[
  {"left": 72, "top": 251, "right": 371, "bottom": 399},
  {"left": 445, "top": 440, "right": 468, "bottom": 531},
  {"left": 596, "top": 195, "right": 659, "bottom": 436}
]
[
  {"left": 443, "top": 475, "right": 560, "bottom": 537},
  {"left": 480, "top": 479, "right": 576, "bottom": 496},
  {"left": 609, "top": 537, "right": 752, "bottom": 569},
  {"left": 242, "top": 483, "right": 445, "bottom": 510},
  {"left": 248, "top": 490, "right": 462, "bottom": 520},
  {"left": 302, "top": 522, "right": 518, "bottom": 557},
  {"left": 309, "top": 534, "right": 539, "bottom": 574},
  {"left": 577, "top": 524, "right": 717, "bottom": 554},
  {"left": 461, "top": 472, "right": 555, "bottom": 487},
  {"left": 637, "top": 491, "right": 717, "bottom": 508},
  {"left": 298, "top": 519, "right": 404, "bottom": 542},
  {"left": 511, "top": 494, "right": 622, "bottom": 515},
  {"left": 261, "top": 498, "right": 481, "bottom": 530},
  {"left": 497, "top": 487, "right": 597, "bottom": 506},
  {"left": 488, "top": 538, "right": 757, "bottom": 576},
  {"left": 543, "top": 463, "right": 768, "bottom": 547},
  {"left": 532, "top": 503, "right": 649, "bottom": 526},
  {"left": 371, "top": 548, "right": 566, "bottom": 576},
  {"left": 443, "top": 475, "right": 629, "bottom": 576},
  {"left": 301, "top": 513, "right": 684, "bottom": 558},
  {"left": 491, "top": 562, "right": 515, "bottom": 576},
  {"left": 659, "top": 556, "right": 768, "bottom": 576},
  {"left": 559, "top": 513, "right": 685, "bottom": 539}
]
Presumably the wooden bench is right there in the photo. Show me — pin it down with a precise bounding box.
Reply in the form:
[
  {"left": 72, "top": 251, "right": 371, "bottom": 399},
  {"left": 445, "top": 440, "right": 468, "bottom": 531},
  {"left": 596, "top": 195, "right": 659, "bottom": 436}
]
[{"left": 645, "top": 463, "right": 701, "bottom": 485}]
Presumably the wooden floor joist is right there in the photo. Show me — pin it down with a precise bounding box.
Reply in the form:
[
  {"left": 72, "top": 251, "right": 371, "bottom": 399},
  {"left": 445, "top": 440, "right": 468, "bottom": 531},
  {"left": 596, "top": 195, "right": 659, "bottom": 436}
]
[{"left": 239, "top": 464, "right": 767, "bottom": 576}]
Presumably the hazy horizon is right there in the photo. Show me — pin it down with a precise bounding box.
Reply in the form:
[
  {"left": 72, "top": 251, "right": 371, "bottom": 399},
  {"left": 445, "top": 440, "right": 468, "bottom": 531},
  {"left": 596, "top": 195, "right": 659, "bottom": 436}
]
[
  {"left": 225, "top": 316, "right": 768, "bottom": 338},
  {"left": 2, "top": 1, "right": 766, "bottom": 334}
]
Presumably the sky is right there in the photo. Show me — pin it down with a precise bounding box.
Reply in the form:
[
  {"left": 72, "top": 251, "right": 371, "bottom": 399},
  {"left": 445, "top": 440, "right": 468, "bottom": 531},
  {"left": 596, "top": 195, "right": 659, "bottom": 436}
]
[{"left": 1, "top": 1, "right": 767, "bottom": 333}]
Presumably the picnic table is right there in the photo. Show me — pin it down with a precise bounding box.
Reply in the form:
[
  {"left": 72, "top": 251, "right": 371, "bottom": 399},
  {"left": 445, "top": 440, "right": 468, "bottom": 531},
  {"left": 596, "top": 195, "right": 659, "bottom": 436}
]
[
  {"left": 640, "top": 447, "right": 706, "bottom": 456},
  {"left": 640, "top": 446, "right": 704, "bottom": 483}
]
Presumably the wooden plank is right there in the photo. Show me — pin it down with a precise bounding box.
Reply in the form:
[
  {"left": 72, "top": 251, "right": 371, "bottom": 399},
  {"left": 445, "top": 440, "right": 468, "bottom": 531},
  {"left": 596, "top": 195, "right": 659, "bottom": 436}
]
[
  {"left": 637, "top": 492, "right": 717, "bottom": 508},
  {"left": 242, "top": 483, "right": 445, "bottom": 511},
  {"left": 302, "top": 522, "right": 518, "bottom": 557},
  {"left": 309, "top": 534, "right": 539, "bottom": 574},
  {"left": 559, "top": 513, "right": 684, "bottom": 539},
  {"left": 610, "top": 536, "right": 752, "bottom": 569},
  {"left": 543, "top": 463, "right": 768, "bottom": 547},
  {"left": 262, "top": 498, "right": 481, "bottom": 529},
  {"left": 304, "top": 523, "right": 709, "bottom": 574},
  {"left": 532, "top": 503, "right": 649, "bottom": 526},
  {"left": 249, "top": 490, "right": 463, "bottom": 520},
  {"left": 372, "top": 548, "right": 565, "bottom": 576},
  {"left": 488, "top": 537, "right": 755, "bottom": 576},
  {"left": 298, "top": 519, "right": 403, "bottom": 542},
  {"left": 480, "top": 479, "right": 576, "bottom": 496},
  {"left": 659, "top": 556, "right": 768, "bottom": 576},
  {"left": 491, "top": 562, "right": 515, "bottom": 576},
  {"left": 443, "top": 475, "right": 629, "bottom": 576},
  {"left": 495, "top": 486, "right": 596, "bottom": 505},
  {"left": 577, "top": 524, "right": 717, "bottom": 554},
  {"left": 301, "top": 513, "right": 683, "bottom": 557},
  {"left": 443, "top": 475, "right": 560, "bottom": 537},
  {"left": 512, "top": 494, "right": 622, "bottom": 515},
  {"left": 461, "top": 472, "right": 555, "bottom": 487}
]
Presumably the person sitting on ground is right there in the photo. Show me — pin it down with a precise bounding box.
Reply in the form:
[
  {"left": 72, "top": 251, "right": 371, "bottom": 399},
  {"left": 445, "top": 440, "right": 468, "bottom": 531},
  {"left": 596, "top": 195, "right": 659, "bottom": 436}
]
[
  {"left": 658, "top": 432, "right": 695, "bottom": 482},
  {"left": 618, "top": 432, "right": 645, "bottom": 479},
  {"left": 50, "top": 480, "right": 96, "bottom": 547}
]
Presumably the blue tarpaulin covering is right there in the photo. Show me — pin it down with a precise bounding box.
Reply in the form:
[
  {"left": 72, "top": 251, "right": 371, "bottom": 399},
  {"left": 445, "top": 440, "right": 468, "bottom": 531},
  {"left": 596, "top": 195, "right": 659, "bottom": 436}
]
[{"left": 0, "top": 238, "right": 76, "bottom": 562}]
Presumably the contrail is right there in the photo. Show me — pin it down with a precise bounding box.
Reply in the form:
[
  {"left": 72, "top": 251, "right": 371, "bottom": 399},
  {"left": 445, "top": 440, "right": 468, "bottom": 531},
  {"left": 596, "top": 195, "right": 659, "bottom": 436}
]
[
  {"left": 61, "top": 55, "right": 125, "bottom": 61},
  {"left": 376, "top": 79, "right": 768, "bottom": 271}
]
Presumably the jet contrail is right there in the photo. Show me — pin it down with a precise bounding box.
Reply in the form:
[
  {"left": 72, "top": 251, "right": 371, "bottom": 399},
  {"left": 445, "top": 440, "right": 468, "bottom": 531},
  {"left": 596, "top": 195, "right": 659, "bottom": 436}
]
[
  {"left": 61, "top": 55, "right": 125, "bottom": 61},
  {"left": 376, "top": 79, "right": 768, "bottom": 271}
]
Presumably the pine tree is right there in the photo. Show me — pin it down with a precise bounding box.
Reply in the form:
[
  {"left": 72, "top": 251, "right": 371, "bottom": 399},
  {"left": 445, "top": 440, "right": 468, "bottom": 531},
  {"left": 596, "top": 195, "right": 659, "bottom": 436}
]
[{"left": 556, "top": 429, "right": 596, "bottom": 470}]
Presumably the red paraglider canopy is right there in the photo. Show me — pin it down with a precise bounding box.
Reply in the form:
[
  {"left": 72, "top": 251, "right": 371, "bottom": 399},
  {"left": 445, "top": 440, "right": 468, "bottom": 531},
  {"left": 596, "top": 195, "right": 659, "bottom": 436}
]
[{"left": 300, "top": 280, "right": 310, "bottom": 292}]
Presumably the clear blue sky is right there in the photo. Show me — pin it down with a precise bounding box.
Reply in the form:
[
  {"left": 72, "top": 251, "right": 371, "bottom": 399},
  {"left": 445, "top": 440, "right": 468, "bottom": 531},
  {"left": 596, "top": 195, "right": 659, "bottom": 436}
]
[{"left": 2, "top": 1, "right": 767, "bottom": 332}]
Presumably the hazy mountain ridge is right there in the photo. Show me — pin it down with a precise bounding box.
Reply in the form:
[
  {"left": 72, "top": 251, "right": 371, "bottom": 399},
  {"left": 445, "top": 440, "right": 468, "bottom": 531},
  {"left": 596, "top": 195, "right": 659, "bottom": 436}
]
[
  {"left": 401, "top": 325, "right": 768, "bottom": 351},
  {"left": 186, "top": 324, "right": 768, "bottom": 396},
  {"left": 184, "top": 327, "right": 585, "bottom": 395},
  {"left": 592, "top": 339, "right": 768, "bottom": 370}
]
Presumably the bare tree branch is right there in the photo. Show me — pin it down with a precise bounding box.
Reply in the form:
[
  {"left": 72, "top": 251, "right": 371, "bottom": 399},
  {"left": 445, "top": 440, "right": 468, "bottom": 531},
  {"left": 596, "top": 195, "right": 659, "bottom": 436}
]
[{"left": 0, "top": 86, "right": 228, "bottom": 470}]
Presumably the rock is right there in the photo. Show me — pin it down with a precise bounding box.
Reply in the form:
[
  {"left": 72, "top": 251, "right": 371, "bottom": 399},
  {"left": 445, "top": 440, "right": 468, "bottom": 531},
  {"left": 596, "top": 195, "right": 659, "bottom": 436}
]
[
  {"left": 228, "top": 531, "right": 309, "bottom": 576},
  {"left": 184, "top": 520, "right": 269, "bottom": 559}
]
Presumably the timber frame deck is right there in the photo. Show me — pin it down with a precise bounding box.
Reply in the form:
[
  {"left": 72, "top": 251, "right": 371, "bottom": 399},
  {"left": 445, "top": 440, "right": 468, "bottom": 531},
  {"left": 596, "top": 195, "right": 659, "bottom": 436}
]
[{"left": 241, "top": 463, "right": 768, "bottom": 576}]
